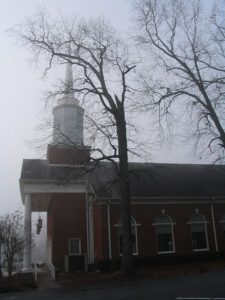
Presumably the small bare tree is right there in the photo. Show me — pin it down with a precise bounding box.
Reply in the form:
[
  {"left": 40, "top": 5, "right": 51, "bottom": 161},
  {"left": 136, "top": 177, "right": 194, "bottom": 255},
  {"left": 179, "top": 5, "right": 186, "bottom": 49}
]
[
  {"left": 134, "top": 0, "right": 225, "bottom": 161},
  {"left": 13, "top": 12, "right": 139, "bottom": 276},
  {"left": 0, "top": 211, "right": 24, "bottom": 277}
]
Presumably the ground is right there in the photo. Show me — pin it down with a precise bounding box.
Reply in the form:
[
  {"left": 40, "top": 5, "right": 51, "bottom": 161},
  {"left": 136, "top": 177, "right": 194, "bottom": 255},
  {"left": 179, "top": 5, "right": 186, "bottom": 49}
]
[
  {"left": 1, "top": 269, "right": 225, "bottom": 299},
  {"left": 1, "top": 260, "right": 225, "bottom": 299},
  {"left": 56, "top": 259, "right": 225, "bottom": 288}
]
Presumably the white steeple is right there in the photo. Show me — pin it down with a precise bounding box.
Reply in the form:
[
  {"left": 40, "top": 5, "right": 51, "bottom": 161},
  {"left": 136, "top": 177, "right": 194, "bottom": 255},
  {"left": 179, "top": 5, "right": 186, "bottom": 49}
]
[
  {"left": 53, "top": 61, "right": 84, "bottom": 147},
  {"left": 65, "top": 61, "right": 73, "bottom": 94}
]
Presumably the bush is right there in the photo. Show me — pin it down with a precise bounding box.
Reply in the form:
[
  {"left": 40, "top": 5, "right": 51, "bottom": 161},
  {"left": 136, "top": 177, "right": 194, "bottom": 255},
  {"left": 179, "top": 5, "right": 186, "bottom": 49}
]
[
  {"left": 0, "top": 273, "right": 36, "bottom": 293},
  {"left": 96, "top": 253, "right": 225, "bottom": 273},
  {"left": 97, "top": 259, "right": 111, "bottom": 272},
  {"left": 97, "top": 258, "right": 121, "bottom": 273},
  {"left": 111, "top": 258, "right": 121, "bottom": 272},
  {"left": 132, "top": 252, "right": 225, "bottom": 268}
]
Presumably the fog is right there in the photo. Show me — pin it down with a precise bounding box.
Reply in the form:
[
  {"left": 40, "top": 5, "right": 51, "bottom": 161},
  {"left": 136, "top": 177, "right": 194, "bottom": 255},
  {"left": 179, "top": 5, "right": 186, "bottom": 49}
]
[{"left": 0, "top": 0, "right": 214, "bottom": 261}]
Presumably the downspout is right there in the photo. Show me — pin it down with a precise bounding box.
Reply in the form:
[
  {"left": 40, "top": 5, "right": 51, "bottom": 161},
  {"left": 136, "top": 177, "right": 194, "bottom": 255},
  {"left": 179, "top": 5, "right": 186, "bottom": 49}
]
[
  {"left": 87, "top": 184, "right": 95, "bottom": 264},
  {"left": 85, "top": 187, "right": 90, "bottom": 266},
  {"left": 210, "top": 198, "right": 218, "bottom": 254},
  {"left": 107, "top": 200, "right": 112, "bottom": 259},
  {"left": 88, "top": 194, "right": 95, "bottom": 264}
]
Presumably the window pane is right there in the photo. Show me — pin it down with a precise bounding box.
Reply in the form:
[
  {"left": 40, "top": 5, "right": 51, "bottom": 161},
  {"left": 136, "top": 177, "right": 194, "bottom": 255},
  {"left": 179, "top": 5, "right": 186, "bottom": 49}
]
[
  {"left": 157, "top": 232, "right": 173, "bottom": 252},
  {"left": 155, "top": 215, "right": 171, "bottom": 224},
  {"left": 192, "top": 231, "right": 207, "bottom": 250},
  {"left": 157, "top": 224, "right": 171, "bottom": 234},
  {"left": 132, "top": 234, "right": 136, "bottom": 254},
  {"left": 69, "top": 239, "right": 80, "bottom": 255},
  {"left": 190, "top": 214, "right": 208, "bottom": 250},
  {"left": 155, "top": 215, "right": 174, "bottom": 253},
  {"left": 191, "top": 221, "right": 207, "bottom": 250},
  {"left": 190, "top": 214, "right": 205, "bottom": 223},
  {"left": 192, "top": 222, "right": 205, "bottom": 232},
  {"left": 119, "top": 234, "right": 123, "bottom": 254}
]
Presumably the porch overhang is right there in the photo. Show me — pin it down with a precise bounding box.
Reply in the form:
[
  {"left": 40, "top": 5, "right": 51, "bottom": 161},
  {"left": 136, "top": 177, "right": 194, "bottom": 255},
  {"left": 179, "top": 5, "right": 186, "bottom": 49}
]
[{"left": 20, "top": 179, "right": 89, "bottom": 212}]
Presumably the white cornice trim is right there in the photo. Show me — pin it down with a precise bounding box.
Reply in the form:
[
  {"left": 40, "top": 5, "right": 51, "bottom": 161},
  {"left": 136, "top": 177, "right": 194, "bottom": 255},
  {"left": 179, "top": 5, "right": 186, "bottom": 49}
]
[
  {"left": 20, "top": 181, "right": 88, "bottom": 204},
  {"left": 97, "top": 199, "right": 225, "bottom": 205},
  {"left": 97, "top": 196, "right": 225, "bottom": 201},
  {"left": 23, "top": 182, "right": 87, "bottom": 194},
  {"left": 20, "top": 178, "right": 88, "bottom": 184}
]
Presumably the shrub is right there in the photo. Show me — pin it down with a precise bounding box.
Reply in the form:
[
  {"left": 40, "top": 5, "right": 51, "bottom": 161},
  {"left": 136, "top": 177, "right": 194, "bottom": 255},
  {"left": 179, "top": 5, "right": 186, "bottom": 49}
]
[{"left": 97, "top": 259, "right": 111, "bottom": 272}]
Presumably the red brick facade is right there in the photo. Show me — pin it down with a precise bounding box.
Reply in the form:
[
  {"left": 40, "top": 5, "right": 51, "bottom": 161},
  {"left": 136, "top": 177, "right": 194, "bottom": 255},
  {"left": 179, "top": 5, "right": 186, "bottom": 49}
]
[
  {"left": 47, "top": 145, "right": 90, "bottom": 165},
  {"left": 47, "top": 194, "right": 225, "bottom": 271},
  {"left": 47, "top": 193, "right": 87, "bottom": 270},
  {"left": 105, "top": 201, "right": 225, "bottom": 258}
]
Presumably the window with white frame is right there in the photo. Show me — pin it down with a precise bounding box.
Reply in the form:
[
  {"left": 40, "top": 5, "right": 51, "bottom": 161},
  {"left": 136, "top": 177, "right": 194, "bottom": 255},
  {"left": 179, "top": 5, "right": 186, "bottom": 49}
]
[
  {"left": 189, "top": 213, "right": 208, "bottom": 251},
  {"left": 69, "top": 238, "right": 81, "bottom": 256},
  {"left": 116, "top": 217, "right": 138, "bottom": 255},
  {"left": 153, "top": 214, "right": 175, "bottom": 253}
]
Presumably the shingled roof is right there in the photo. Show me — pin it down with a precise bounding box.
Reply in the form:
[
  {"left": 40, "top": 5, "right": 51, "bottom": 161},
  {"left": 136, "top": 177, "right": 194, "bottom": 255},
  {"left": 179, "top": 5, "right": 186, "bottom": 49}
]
[{"left": 20, "top": 159, "right": 225, "bottom": 198}]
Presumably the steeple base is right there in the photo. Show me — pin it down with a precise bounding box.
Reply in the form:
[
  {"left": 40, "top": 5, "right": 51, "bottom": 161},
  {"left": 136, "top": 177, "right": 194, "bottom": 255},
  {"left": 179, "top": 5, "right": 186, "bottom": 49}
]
[{"left": 47, "top": 144, "right": 91, "bottom": 165}]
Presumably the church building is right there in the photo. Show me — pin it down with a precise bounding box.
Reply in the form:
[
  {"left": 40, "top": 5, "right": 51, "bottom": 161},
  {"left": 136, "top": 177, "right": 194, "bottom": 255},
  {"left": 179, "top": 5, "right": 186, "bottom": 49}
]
[{"left": 20, "top": 63, "right": 225, "bottom": 274}]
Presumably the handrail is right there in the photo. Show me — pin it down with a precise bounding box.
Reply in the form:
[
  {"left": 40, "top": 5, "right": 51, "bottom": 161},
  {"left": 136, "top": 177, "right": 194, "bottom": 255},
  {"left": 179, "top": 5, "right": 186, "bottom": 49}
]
[{"left": 47, "top": 262, "right": 56, "bottom": 280}]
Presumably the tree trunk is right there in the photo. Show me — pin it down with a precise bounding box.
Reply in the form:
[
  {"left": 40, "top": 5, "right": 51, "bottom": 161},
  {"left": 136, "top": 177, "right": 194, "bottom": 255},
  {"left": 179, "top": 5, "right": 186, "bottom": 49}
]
[
  {"left": 116, "top": 109, "right": 133, "bottom": 277},
  {"left": 7, "top": 260, "right": 13, "bottom": 278}
]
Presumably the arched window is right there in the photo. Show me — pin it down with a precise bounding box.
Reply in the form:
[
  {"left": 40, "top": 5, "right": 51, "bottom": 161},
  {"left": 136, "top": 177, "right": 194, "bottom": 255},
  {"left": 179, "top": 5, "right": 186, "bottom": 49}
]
[
  {"left": 116, "top": 217, "right": 139, "bottom": 255},
  {"left": 153, "top": 214, "right": 175, "bottom": 253},
  {"left": 189, "top": 213, "right": 208, "bottom": 251}
]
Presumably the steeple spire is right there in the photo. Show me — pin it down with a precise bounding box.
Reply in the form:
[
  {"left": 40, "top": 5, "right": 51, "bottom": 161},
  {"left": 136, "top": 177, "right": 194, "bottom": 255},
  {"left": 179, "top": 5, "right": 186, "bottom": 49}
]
[
  {"left": 52, "top": 58, "right": 84, "bottom": 147},
  {"left": 64, "top": 44, "right": 75, "bottom": 98},
  {"left": 65, "top": 59, "right": 74, "bottom": 98},
  {"left": 48, "top": 46, "right": 91, "bottom": 164}
]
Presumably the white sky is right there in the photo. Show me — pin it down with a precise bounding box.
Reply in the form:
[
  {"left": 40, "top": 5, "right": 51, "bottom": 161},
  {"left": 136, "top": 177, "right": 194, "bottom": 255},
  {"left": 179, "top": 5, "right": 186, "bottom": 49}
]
[{"left": 0, "top": 0, "right": 213, "bottom": 215}]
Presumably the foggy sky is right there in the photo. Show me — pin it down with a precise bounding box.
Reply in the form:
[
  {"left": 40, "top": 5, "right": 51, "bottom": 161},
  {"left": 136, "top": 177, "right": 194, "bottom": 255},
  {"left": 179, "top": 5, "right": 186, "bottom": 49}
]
[{"left": 0, "top": 0, "right": 212, "bottom": 216}]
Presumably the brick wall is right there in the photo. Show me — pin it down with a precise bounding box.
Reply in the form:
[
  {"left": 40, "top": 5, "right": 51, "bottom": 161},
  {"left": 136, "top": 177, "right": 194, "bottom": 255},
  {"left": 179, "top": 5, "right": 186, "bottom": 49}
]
[
  {"left": 47, "top": 193, "right": 87, "bottom": 271},
  {"left": 100, "top": 201, "right": 225, "bottom": 260},
  {"left": 47, "top": 145, "right": 90, "bottom": 165},
  {"left": 93, "top": 204, "right": 109, "bottom": 261},
  {"left": 48, "top": 196, "right": 225, "bottom": 268}
]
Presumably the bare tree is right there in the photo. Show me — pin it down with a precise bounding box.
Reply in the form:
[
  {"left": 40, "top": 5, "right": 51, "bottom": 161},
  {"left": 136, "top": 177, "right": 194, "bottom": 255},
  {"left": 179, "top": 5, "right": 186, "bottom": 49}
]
[
  {"left": 13, "top": 13, "right": 138, "bottom": 276},
  {"left": 134, "top": 0, "right": 225, "bottom": 161},
  {"left": 0, "top": 211, "right": 24, "bottom": 277}
]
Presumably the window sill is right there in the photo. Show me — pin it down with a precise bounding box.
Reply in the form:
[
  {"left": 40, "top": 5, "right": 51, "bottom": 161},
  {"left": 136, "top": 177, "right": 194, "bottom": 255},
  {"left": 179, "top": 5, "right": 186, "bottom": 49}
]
[
  {"left": 119, "top": 253, "right": 138, "bottom": 256},
  {"left": 193, "top": 248, "right": 209, "bottom": 252},
  {"left": 157, "top": 250, "right": 175, "bottom": 254}
]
